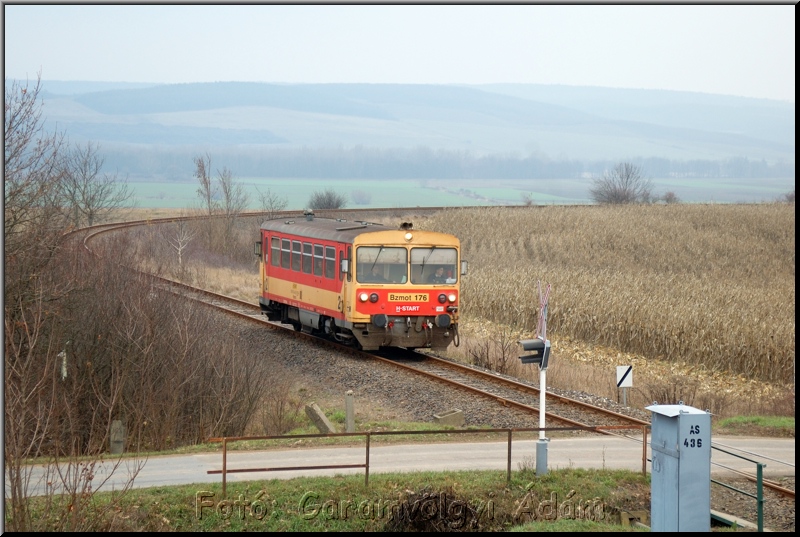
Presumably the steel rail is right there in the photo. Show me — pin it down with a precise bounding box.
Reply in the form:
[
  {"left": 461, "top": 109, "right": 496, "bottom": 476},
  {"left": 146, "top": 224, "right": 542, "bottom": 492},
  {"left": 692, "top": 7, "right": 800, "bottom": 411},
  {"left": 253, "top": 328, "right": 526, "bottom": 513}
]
[{"left": 82, "top": 214, "right": 794, "bottom": 501}]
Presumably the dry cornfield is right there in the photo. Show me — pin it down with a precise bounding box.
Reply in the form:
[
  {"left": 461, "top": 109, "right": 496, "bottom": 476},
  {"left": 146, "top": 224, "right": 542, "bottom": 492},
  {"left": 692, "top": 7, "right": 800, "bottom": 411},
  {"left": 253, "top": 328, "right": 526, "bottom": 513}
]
[
  {"left": 418, "top": 203, "right": 794, "bottom": 386},
  {"left": 136, "top": 203, "right": 793, "bottom": 416}
]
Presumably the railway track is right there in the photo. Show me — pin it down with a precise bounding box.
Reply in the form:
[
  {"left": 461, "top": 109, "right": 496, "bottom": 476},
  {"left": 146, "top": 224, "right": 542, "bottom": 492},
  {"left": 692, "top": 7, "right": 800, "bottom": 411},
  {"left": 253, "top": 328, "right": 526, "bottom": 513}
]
[
  {"left": 145, "top": 272, "right": 651, "bottom": 435},
  {"left": 153, "top": 278, "right": 794, "bottom": 502},
  {"left": 79, "top": 215, "right": 794, "bottom": 502}
]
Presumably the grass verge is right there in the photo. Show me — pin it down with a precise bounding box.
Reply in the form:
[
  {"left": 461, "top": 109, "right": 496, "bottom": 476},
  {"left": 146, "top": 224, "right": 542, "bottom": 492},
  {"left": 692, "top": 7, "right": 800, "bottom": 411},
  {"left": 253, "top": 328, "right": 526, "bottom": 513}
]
[
  {"left": 16, "top": 468, "right": 651, "bottom": 531},
  {"left": 714, "top": 416, "right": 795, "bottom": 438}
]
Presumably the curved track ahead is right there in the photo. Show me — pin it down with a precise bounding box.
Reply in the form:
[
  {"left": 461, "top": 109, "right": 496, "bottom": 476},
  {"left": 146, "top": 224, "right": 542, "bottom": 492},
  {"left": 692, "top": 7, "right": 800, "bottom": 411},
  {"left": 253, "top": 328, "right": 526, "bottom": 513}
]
[{"left": 78, "top": 212, "right": 793, "bottom": 500}]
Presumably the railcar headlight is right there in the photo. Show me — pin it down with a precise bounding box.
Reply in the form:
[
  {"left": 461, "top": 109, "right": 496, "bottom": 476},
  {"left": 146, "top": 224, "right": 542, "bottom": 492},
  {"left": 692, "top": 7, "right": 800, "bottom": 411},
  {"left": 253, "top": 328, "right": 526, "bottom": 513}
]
[
  {"left": 370, "top": 293, "right": 379, "bottom": 303},
  {"left": 359, "top": 292, "right": 369, "bottom": 302},
  {"left": 438, "top": 294, "right": 447, "bottom": 304},
  {"left": 448, "top": 293, "right": 457, "bottom": 303}
]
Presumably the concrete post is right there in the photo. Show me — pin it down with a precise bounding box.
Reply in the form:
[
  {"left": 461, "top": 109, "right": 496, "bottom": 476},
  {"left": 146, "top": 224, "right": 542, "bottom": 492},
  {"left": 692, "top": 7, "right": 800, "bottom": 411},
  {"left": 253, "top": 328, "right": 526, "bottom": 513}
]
[
  {"left": 345, "top": 390, "right": 355, "bottom": 433},
  {"left": 110, "top": 420, "right": 125, "bottom": 455},
  {"left": 305, "top": 402, "right": 336, "bottom": 433}
]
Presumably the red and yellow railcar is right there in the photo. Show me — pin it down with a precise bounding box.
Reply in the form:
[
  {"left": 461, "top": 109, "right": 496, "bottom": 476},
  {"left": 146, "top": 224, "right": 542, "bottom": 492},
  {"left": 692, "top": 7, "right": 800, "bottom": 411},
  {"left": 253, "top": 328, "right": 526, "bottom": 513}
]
[{"left": 255, "top": 212, "right": 465, "bottom": 351}]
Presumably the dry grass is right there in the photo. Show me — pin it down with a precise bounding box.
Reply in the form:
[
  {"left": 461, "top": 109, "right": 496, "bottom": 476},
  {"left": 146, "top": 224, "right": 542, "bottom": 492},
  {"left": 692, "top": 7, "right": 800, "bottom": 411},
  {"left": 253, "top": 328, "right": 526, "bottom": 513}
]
[
  {"left": 133, "top": 203, "right": 795, "bottom": 419},
  {"left": 194, "top": 265, "right": 258, "bottom": 301},
  {"left": 421, "top": 204, "right": 794, "bottom": 386},
  {"left": 439, "top": 319, "right": 793, "bottom": 419},
  {"left": 418, "top": 204, "right": 794, "bottom": 419}
]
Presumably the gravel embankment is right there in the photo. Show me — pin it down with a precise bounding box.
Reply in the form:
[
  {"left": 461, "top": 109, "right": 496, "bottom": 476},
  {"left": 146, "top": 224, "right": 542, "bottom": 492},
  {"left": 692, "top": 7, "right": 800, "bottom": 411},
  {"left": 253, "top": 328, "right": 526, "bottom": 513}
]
[
  {"left": 234, "top": 319, "right": 650, "bottom": 430},
  {"left": 228, "top": 313, "right": 794, "bottom": 532}
]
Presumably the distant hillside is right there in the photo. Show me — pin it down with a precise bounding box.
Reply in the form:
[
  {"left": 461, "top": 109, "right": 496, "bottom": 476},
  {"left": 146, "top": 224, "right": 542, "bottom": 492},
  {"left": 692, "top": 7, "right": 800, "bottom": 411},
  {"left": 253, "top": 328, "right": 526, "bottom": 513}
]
[
  {"left": 40, "top": 80, "right": 162, "bottom": 95},
  {"left": 20, "top": 80, "right": 795, "bottom": 180},
  {"left": 475, "top": 83, "right": 794, "bottom": 146}
]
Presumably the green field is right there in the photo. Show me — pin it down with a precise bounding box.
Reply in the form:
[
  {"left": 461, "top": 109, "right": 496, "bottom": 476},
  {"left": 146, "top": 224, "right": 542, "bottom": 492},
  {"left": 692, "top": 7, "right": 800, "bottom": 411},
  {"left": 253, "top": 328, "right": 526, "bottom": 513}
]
[{"left": 127, "top": 176, "right": 794, "bottom": 210}]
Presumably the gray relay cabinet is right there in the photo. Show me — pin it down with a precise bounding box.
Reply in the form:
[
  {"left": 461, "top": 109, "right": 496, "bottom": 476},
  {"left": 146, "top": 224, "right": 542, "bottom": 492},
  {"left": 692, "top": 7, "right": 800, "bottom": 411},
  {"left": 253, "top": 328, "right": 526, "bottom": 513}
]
[{"left": 647, "top": 404, "right": 711, "bottom": 532}]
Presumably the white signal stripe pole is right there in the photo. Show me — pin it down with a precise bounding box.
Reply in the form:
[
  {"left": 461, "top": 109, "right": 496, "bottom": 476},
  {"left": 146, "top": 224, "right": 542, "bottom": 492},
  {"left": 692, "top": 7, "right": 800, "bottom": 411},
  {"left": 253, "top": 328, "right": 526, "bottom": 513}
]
[
  {"left": 536, "top": 281, "right": 551, "bottom": 475},
  {"left": 538, "top": 283, "right": 549, "bottom": 441},
  {"left": 539, "top": 365, "right": 546, "bottom": 441}
]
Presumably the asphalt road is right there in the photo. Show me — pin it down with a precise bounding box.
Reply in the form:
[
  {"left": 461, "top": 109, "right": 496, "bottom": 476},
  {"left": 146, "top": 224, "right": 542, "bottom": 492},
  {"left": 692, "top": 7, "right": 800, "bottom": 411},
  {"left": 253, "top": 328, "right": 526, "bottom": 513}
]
[{"left": 9, "top": 435, "right": 794, "bottom": 496}]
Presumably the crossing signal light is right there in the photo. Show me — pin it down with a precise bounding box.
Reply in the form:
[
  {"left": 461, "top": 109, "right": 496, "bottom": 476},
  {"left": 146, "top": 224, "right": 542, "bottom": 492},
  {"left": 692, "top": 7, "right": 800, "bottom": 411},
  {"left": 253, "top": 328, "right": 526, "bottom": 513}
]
[{"left": 519, "top": 338, "right": 550, "bottom": 370}]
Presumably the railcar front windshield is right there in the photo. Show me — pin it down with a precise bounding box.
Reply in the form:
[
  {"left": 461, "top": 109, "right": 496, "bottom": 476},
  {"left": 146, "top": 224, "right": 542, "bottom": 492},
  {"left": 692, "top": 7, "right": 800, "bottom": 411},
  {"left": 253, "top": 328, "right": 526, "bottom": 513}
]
[
  {"left": 356, "top": 247, "right": 408, "bottom": 283},
  {"left": 356, "top": 246, "right": 458, "bottom": 285},
  {"left": 411, "top": 247, "right": 458, "bottom": 284}
]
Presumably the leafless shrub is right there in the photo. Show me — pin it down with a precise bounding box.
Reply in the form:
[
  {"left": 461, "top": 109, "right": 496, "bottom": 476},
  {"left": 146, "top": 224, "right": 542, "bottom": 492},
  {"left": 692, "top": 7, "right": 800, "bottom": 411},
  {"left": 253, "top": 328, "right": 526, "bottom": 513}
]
[
  {"left": 754, "top": 387, "right": 795, "bottom": 417},
  {"left": 466, "top": 327, "right": 520, "bottom": 376},
  {"left": 4, "top": 73, "right": 145, "bottom": 531},
  {"left": 351, "top": 189, "right": 372, "bottom": 206},
  {"left": 589, "top": 162, "right": 654, "bottom": 204},
  {"left": 661, "top": 191, "right": 681, "bottom": 204},
  {"left": 3, "top": 240, "right": 147, "bottom": 531},
  {"left": 257, "top": 374, "right": 304, "bottom": 435},
  {"left": 36, "top": 453, "right": 144, "bottom": 532},
  {"left": 5, "top": 233, "right": 271, "bottom": 528},
  {"left": 308, "top": 188, "right": 348, "bottom": 209},
  {"left": 638, "top": 375, "right": 699, "bottom": 407},
  {"left": 467, "top": 338, "right": 492, "bottom": 370}
]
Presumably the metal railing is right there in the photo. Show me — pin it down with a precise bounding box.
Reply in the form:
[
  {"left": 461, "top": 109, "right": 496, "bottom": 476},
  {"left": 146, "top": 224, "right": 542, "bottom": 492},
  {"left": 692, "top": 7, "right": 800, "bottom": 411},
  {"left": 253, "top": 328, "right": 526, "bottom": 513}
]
[
  {"left": 710, "top": 444, "right": 768, "bottom": 532},
  {"left": 208, "top": 425, "right": 649, "bottom": 498}
]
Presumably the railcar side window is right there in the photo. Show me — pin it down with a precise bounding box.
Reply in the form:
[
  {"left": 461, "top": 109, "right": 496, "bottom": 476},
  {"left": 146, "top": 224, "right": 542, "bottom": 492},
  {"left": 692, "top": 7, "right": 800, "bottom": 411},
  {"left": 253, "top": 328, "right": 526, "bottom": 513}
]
[
  {"left": 292, "top": 241, "right": 302, "bottom": 271},
  {"left": 325, "top": 246, "right": 336, "bottom": 279},
  {"left": 303, "top": 242, "right": 313, "bottom": 274},
  {"left": 271, "top": 237, "right": 281, "bottom": 267},
  {"left": 410, "top": 247, "right": 458, "bottom": 284},
  {"left": 314, "top": 244, "right": 324, "bottom": 276},
  {"left": 281, "top": 239, "right": 291, "bottom": 269}
]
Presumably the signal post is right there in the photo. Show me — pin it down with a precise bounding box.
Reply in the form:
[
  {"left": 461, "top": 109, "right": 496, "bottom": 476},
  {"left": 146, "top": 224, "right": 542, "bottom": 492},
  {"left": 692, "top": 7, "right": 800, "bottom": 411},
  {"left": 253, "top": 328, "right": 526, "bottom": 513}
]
[{"left": 519, "top": 281, "right": 551, "bottom": 475}]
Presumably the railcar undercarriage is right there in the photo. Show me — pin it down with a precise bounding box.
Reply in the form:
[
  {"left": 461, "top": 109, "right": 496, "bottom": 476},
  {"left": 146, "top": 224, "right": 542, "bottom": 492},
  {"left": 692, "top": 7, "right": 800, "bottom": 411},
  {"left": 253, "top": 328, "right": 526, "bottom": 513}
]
[{"left": 260, "top": 299, "right": 457, "bottom": 351}]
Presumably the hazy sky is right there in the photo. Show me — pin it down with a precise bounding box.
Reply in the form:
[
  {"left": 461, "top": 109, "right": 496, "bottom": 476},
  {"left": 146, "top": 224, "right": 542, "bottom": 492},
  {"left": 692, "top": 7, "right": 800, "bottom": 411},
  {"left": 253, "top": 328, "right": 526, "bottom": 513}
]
[{"left": 3, "top": 4, "right": 796, "bottom": 102}]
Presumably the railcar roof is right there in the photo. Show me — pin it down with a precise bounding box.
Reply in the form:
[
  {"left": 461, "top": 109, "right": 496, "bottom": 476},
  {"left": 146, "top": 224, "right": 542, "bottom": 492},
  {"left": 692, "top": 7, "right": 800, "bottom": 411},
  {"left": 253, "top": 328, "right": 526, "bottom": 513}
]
[{"left": 260, "top": 216, "right": 391, "bottom": 243}]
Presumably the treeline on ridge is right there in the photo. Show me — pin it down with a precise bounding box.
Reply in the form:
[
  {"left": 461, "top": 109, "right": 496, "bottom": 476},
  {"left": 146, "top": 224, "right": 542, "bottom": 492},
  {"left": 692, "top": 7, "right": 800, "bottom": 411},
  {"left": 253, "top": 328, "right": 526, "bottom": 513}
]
[{"left": 103, "top": 144, "right": 794, "bottom": 181}]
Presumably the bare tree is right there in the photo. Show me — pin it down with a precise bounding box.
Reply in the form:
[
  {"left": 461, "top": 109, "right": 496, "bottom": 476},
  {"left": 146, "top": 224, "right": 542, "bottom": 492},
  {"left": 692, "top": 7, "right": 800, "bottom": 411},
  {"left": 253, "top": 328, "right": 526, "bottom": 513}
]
[
  {"left": 308, "top": 188, "right": 348, "bottom": 210},
  {"left": 193, "top": 153, "right": 219, "bottom": 249},
  {"left": 589, "top": 162, "right": 654, "bottom": 204},
  {"left": 192, "top": 154, "right": 250, "bottom": 253},
  {"left": 162, "top": 214, "right": 197, "bottom": 270},
  {"left": 218, "top": 165, "right": 250, "bottom": 249},
  {"left": 255, "top": 186, "right": 289, "bottom": 225},
  {"left": 218, "top": 166, "right": 249, "bottom": 218},
  {"left": 60, "top": 141, "right": 134, "bottom": 227},
  {"left": 4, "top": 74, "right": 68, "bottom": 263},
  {"left": 5, "top": 75, "right": 71, "bottom": 530},
  {"left": 193, "top": 153, "right": 218, "bottom": 217}
]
